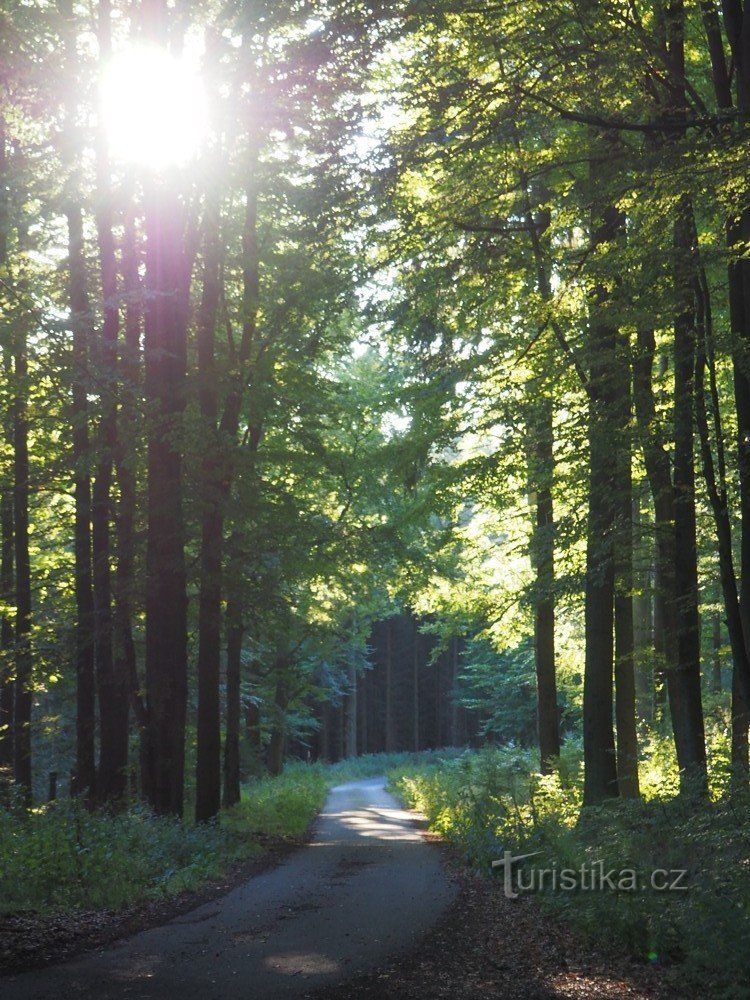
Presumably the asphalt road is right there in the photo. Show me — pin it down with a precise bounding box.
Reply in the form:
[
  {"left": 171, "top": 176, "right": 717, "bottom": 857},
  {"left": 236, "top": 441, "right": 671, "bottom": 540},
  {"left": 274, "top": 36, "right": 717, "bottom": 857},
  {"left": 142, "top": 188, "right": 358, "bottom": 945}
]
[{"left": 3, "top": 777, "right": 457, "bottom": 999}]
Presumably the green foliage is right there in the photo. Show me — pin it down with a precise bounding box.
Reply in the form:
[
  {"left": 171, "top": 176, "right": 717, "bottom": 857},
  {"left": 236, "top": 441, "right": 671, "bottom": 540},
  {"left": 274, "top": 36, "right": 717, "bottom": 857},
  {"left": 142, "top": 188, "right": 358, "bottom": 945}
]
[
  {"left": 326, "top": 748, "right": 462, "bottom": 783},
  {"left": 389, "top": 740, "right": 750, "bottom": 998},
  {"left": 224, "top": 765, "right": 328, "bottom": 841},
  {"left": 389, "top": 743, "right": 581, "bottom": 867},
  {"left": 455, "top": 636, "right": 581, "bottom": 744},
  {"left": 0, "top": 767, "right": 328, "bottom": 915}
]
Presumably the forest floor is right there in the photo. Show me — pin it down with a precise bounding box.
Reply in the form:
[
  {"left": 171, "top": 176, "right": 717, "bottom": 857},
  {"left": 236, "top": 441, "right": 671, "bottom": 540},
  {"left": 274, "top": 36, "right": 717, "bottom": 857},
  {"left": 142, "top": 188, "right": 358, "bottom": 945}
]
[{"left": 1, "top": 777, "right": 691, "bottom": 1000}]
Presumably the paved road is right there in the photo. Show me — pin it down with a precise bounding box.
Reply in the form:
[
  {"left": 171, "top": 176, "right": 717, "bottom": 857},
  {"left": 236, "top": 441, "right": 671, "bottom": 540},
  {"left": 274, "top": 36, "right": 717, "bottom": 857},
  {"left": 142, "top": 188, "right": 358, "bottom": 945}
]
[{"left": 3, "top": 777, "right": 457, "bottom": 999}]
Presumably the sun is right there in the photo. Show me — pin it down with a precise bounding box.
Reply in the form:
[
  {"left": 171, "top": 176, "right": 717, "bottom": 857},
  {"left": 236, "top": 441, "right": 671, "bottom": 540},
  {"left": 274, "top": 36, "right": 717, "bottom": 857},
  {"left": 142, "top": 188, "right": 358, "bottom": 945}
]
[{"left": 100, "top": 45, "right": 208, "bottom": 169}]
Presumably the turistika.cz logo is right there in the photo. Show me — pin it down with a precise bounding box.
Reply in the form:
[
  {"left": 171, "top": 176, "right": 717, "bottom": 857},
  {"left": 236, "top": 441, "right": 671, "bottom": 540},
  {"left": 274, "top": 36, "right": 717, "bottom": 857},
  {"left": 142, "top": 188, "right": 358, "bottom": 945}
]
[{"left": 490, "top": 851, "right": 689, "bottom": 899}]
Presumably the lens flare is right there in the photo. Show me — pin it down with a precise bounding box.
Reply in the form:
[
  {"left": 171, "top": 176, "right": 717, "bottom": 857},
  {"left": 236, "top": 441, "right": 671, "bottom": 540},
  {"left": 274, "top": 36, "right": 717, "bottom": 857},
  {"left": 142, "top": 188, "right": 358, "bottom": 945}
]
[{"left": 100, "top": 45, "right": 207, "bottom": 169}]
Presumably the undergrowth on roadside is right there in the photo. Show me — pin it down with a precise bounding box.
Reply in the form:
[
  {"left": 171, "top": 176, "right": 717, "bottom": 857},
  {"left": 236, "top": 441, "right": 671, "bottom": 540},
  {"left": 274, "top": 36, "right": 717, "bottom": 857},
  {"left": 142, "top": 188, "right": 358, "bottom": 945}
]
[
  {"left": 387, "top": 729, "right": 750, "bottom": 999},
  {"left": 0, "top": 750, "right": 453, "bottom": 917},
  {"left": 0, "top": 766, "right": 328, "bottom": 915}
]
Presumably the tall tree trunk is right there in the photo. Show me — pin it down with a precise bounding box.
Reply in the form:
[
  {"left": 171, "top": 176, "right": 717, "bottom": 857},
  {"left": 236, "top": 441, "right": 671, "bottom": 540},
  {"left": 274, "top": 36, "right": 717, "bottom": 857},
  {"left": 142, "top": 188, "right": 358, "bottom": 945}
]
[
  {"left": 732, "top": 666, "right": 750, "bottom": 780},
  {"left": 720, "top": 2, "right": 750, "bottom": 642},
  {"left": 632, "top": 486, "right": 654, "bottom": 721},
  {"left": 12, "top": 310, "right": 32, "bottom": 801},
  {"left": 633, "top": 325, "right": 676, "bottom": 734},
  {"left": 0, "top": 487, "right": 12, "bottom": 769},
  {"left": 197, "top": 136, "right": 259, "bottom": 820},
  {"left": 60, "top": 0, "right": 96, "bottom": 801},
  {"left": 65, "top": 201, "right": 96, "bottom": 802},
  {"left": 115, "top": 203, "right": 143, "bottom": 792},
  {"left": 0, "top": 113, "right": 13, "bottom": 771},
  {"left": 667, "top": 2, "right": 707, "bottom": 790},
  {"left": 93, "top": 0, "right": 128, "bottom": 806},
  {"left": 711, "top": 612, "right": 723, "bottom": 692},
  {"left": 195, "top": 186, "right": 223, "bottom": 822},
  {"left": 701, "top": 2, "right": 750, "bottom": 741},
  {"left": 694, "top": 261, "right": 750, "bottom": 711},
  {"left": 529, "top": 393, "right": 560, "bottom": 771},
  {"left": 614, "top": 339, "right": 639, "bottom": 797},
  {"left": 142, "top": 180, "right": 189, "bottom": 817},
  {"left": 267, "top": 666, "right": 288, "bottom": 777},
  {"left": 582, "top": 190, "right": 622, "bottom": 807},
  {"left": 359, "top": 664, "right": 368, "bottom": 754},
  {"left": 412, "top": 620, "right": 420, "bottom": 753},
  {"left": 670, "top": 249, "right": 707, "bottom": 788},
  {"left": 521, "top": 180, "right": 560, "bottom": 772},
  {"left": 345, "top": 650, "right": 357, "bottom": 759},
  {"left": 450, "top": 636, "right": 459, "bottom": 746},
  {"left": 222, "top": 587, "right": 243, "bottom": 808},
  {"left": 652, "top": 562, "right": 668, "bottom": 725}
]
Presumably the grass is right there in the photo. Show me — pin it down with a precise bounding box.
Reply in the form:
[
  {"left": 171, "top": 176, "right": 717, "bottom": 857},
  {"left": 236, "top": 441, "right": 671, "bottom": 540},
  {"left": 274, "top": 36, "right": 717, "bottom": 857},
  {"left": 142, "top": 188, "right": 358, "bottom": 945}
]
[{"left": 385, "top": 733, "right": 750, "bottom": 1000}]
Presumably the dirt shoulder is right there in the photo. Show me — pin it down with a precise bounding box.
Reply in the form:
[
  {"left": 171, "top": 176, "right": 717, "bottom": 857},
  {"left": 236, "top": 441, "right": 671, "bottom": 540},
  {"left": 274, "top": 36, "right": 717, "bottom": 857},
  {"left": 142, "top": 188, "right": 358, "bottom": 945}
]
[{"left": 312, "top": 836, "right": 689, "bottom": 1000}]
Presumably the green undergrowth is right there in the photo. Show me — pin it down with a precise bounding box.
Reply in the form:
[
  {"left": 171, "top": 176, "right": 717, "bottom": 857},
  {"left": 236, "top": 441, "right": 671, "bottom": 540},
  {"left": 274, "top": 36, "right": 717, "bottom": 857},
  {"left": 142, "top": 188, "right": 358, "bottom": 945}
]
[
  {"left": 0, "top": 750, "right": 455, "bottom": 917},
  {"left": 0, "top": 765, "right": 328, "bottom": 916},
  {"left": 325, "top": 748, "right": 462, "bottom": 783},
  {"left": 387, "top": 734, "right": 750, "bottom": 999}
]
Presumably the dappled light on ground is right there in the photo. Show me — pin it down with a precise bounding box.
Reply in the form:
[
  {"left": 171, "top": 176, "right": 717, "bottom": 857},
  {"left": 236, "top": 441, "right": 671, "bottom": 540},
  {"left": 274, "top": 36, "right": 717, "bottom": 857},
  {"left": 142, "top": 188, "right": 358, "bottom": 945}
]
[
  {"left": 315, "top": 803, "right": 425, "bottom": 843},
  {"left": 263, "top": 951, "right": 341, "bottom": 976}
]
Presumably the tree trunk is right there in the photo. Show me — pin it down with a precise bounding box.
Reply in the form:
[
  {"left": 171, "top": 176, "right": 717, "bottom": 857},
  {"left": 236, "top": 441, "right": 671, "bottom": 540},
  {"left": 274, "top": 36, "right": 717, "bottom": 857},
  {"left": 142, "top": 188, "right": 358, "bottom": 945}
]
[
  {"left": 529, "top": 393, "right": 560, "bottom": 771},
  {"left": 582, "top": 192, "right": 622, "bottom": 807},
  {"left": 632, "top": 486, "right": 654, "bottom": 721},
  {"left": 614, "top": 339, "right": 639, "bottom": 798},
  {"left": 652, "top": 559, "right": 668, "bottom": 725},
  {"left": 344, "top": 653, "right": 357, "bottom": 758},
  {"left": 197, "top": 136, "right": 259, "bottom": 820},
  {"left": 65, "top": 198, "right": 97, "bottom": 802},
  {"left": 0, "top": 114, "right": 13, "bottom": 771},
  {"left": 694, "top": 262, "right": 750, "bottom": 721},
  {"left": 712, "top": 613, "right": 723, "bottom": 692},
  {"left": 222, "top": 589, "right": 243, "bottom": 808},
  {"left": 412, "top": 620, "right": 420, "bottom": 753},
  {"left": 93, "top": 0, "right": 128, "bottom": 806},
  {"left": 703, "top": 0, "right": 750, "bottom": 727},
  {"left": 142, "top": 181, "right": 189, "bottom": 817},
  {"left": 195, "top": 187, "right": 223, "bottom": 822},
  {"left": 0, "top": 487, "right": 12, "bottom": 769},
  {"left": 521, "top": 182, "right": 560, "bottom": 773},
  {"left": 267, "top": 668, "right": 288, "bottom": 777},
  {"left": 59, "top": 0, "right": 96, "bottom": 812},
  {"left": 672, "top": 287, "right": 708, "bottom": 781},
  {"left": 661, "top": 0, "right": 707, "bottom": 794},
  {"left": 450, "top": 636, "right": 460, "bottom": 745},
  {"left": 732, "top": 665, "right": 750, "bottom": 781},
  {"left": 359, "top": 664, "right": 368, "bottom": 755},
  {"left": 12, "top": 312, "right": 32, "bottom": 801},
  {"left": 115, "top": 204, "right": 142, "bottom": 794}
]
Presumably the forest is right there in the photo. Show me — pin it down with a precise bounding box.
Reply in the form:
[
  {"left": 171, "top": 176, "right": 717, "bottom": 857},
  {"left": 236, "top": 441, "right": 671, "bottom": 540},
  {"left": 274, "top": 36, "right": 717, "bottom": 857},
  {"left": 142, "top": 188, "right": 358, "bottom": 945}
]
[{"left": 2, "top": 0, "right": 750, "bottom": 997}]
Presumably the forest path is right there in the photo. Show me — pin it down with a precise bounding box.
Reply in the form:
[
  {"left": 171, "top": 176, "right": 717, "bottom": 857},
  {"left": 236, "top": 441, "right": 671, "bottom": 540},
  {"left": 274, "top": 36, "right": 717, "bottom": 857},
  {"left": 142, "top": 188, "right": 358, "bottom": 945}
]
[{"left": 3, "top": 777, "right": 457, "bottom": 1000}]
